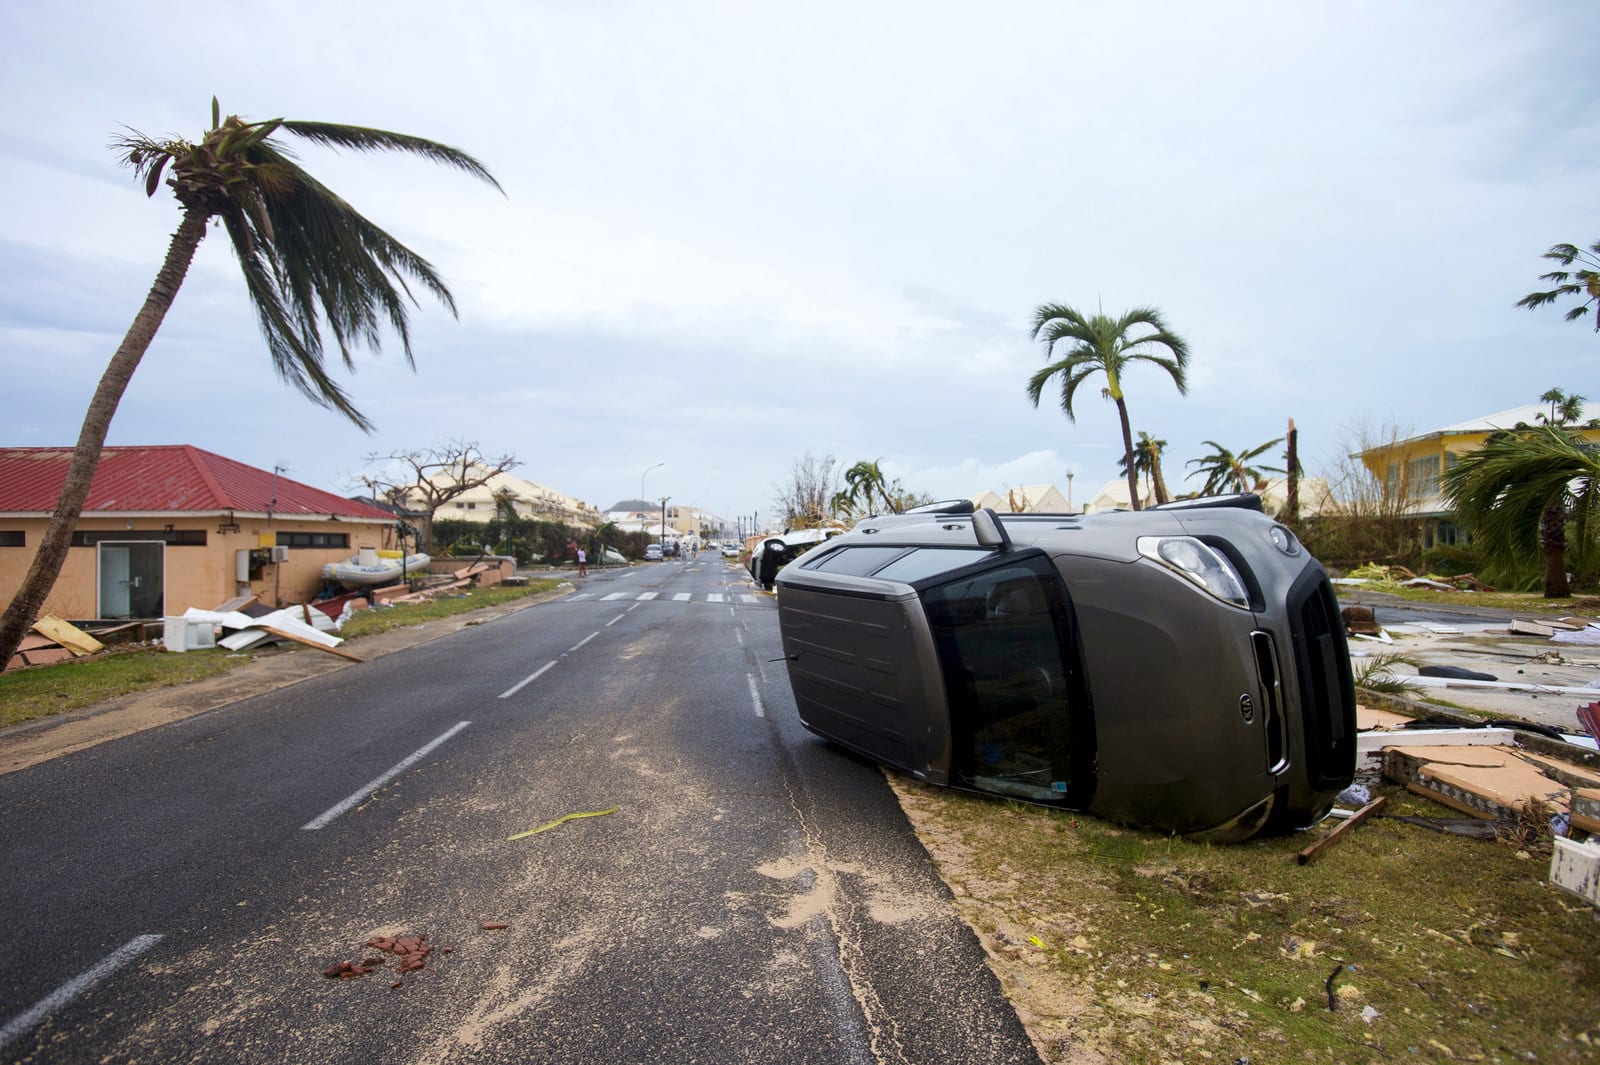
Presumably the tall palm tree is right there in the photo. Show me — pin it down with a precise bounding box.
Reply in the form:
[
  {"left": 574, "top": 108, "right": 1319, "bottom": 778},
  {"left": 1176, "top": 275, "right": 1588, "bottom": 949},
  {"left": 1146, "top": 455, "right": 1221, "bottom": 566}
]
[
  {"left": 1443, "top": 423, "right": 1600, "bottom": 598},
  {"left": 1538, "top": 387, "right": 1586, "bottom": 426},
  {"left": 1025, "top": 305, "right": 1190, "bottom": 511},
  {"left": 1184, "top": 438, "right": 1285, "bottom": 496},
  {"left": 1117, "top": 431, "right": 1172, "bottom": 505},
  {"left": 1517, "top": 241, "right": 1600, "bottom": 333},
  {"left": 0, "top": 98, "right": 500, "bottom": 669}
]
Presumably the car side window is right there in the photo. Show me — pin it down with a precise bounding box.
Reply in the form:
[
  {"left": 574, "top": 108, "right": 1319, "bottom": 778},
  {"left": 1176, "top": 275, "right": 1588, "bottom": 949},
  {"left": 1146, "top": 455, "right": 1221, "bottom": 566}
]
[{"left": 920, "top": 555, "right": 1089, "bottom": 803}]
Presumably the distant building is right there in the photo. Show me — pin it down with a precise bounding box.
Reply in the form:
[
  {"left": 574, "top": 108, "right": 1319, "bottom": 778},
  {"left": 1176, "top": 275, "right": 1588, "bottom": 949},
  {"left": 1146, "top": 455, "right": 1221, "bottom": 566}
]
[
  {"left": 416, "top": 468, "right": 600, "bottom": 528},
  {"left": 969, "top": 484, "right": 1073, "bottom": 514},
  {"left": 1355, "top": 402, "right": 1600, "bottom": 549}
]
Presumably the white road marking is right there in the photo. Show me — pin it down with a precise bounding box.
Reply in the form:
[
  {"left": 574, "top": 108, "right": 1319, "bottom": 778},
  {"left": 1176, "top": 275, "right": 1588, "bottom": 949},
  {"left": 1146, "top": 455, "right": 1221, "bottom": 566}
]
[
  {"left": 605, "top": 613, "right": 625, "bottom": 627},
  {"left": 739, "top": 594, "right": 760, "bottom": 604},
  {"left": 735, "top": 631, "right": 745, "bottom": 647},
  {"left": 637, "top": 592, "right": 659, "bottom": 601},
  {"left": 303, "top": 722, "right": 473, "bottom": 829},
  {"left": 566, "top": 593, "right": 594, "bottom": 602},
  {"left": 706, "top": 593, "right": 726, "bottom": 603},
  {"left": 569, "top": 633, "right": 598, "bottom": 652},
  {"left": 499, "top": 662, "right": 557, "bottom": 700},
  {"left": 601, "top": 592, "right": 628, "bottom": 601},
  {"left": 0, "top": 935, "right": 164, "bottom": 1051},
  {"left": 673, "top": 593, "right": 691, "bottom": 602},
  {"left": 747, "top": 674, "right": 765, "bottom": 718}
]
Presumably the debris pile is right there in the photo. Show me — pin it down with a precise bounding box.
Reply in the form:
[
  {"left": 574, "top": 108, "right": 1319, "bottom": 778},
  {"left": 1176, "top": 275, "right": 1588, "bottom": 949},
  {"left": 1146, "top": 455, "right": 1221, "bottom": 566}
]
[
  {"left": 4, "top": 614, "right": 105, "bottom": 671},
  {"left": 322, "top": 933, "right": 442, "bottom": 988}
]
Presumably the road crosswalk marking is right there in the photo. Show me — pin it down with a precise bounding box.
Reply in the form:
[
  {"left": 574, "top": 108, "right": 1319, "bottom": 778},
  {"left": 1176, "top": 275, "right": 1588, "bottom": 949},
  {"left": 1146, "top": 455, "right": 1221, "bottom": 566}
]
[{"left": 561, "top": 591, "right": 767, "bottom": 605}]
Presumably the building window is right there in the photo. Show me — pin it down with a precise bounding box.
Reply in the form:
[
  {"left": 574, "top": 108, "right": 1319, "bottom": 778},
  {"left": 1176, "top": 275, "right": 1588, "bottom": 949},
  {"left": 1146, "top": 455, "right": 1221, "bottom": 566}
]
[
  {"left": 1405, "top": 455, "right": 1440, "bottom": 497},
  {"left": 70, "top": 529, "right": 206, "bottom": 546},
  {"left": 276, "top": 532, "right": 351, "bottom": 549},
  {"left": 0, "top": 531, "right": 24, "bottom": 547}
]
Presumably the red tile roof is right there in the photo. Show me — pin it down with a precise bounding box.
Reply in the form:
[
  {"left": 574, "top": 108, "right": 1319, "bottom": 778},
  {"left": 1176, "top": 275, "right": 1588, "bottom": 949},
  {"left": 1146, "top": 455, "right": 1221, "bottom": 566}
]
[{"left": 0, "top": 446, "right": 392, "bottom": 520}]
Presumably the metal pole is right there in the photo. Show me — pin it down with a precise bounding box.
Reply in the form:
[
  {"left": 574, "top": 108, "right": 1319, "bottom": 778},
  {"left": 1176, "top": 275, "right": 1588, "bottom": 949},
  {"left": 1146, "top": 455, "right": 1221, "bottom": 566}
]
[{"left": 661, "top": 497, "right": 670, "bottom": 556}]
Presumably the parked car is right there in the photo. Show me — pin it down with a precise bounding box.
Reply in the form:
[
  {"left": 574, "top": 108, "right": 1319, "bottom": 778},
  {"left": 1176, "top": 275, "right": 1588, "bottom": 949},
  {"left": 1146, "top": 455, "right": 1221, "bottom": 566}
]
[
  {"left": 772, "top": 496, "right": 1355, "bottom": 843},
  {"left": 644, "top": 543, "right": 663, "bottom": 561},
  {"left": 722, "top": 543, "right": 741, "bottom": 558},
  {"left": 748, "top": 527, "right": 843, "bottom": 589}
]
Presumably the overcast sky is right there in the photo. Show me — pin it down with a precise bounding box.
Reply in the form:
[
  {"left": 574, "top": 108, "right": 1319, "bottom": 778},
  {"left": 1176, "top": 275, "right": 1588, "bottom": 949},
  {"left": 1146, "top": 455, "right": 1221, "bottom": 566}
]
[{"left": 2, "top": 2, "right": 1596, "bottom": 529}]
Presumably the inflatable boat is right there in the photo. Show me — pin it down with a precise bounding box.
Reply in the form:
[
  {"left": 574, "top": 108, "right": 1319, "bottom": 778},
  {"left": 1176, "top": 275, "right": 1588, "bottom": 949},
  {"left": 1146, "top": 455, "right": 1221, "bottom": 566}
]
[{"left": 321, "top": 548, "right": 431, "bottom": 588}]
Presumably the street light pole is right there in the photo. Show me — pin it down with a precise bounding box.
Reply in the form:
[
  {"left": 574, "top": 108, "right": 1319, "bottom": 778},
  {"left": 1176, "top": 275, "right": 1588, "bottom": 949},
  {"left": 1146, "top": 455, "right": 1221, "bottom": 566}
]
[{"left": 660, "top": 496, "right": 670, "bottom": 556}]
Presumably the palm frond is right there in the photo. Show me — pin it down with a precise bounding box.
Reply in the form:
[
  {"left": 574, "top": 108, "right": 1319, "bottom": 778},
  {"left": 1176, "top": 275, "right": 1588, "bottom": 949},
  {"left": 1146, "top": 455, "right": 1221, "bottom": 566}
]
[{"left": 280, "top": 121, "right": 504, "bottom": 193}]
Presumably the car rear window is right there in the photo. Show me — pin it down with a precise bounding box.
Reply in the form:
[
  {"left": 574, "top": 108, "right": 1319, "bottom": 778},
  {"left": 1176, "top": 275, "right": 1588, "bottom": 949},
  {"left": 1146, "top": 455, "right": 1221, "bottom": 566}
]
[
  {"left": 872, "top": 547, "right": 997, "bottom": 583},
  {"left": 806, "top": 546, "right": 910, "bottom": 575}
]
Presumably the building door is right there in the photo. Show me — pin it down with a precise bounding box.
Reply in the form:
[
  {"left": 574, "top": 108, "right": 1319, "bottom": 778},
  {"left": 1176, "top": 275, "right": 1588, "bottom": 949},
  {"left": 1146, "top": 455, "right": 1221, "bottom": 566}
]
[{"left": 98, "top": 541, "right": 164, "bottom": 618}]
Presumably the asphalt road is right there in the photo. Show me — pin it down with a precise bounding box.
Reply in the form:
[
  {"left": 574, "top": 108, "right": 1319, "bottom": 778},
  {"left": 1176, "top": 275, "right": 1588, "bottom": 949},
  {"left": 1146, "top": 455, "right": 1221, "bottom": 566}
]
[{"left": 0, "top": 558, "right": 1038, "bottom": 1064}]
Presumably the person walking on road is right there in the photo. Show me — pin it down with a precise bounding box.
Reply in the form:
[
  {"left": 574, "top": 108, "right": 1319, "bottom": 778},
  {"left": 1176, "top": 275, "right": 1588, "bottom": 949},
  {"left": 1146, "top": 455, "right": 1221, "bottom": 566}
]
[{"left": 576, "top": 546, "right": 588, "bottom": 577}]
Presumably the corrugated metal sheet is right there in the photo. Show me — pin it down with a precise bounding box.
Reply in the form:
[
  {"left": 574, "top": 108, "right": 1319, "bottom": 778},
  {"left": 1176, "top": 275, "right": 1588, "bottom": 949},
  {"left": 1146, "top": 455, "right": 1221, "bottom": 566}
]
[{"left": 0, "top": 446, "right": 392, "bottom": 519}]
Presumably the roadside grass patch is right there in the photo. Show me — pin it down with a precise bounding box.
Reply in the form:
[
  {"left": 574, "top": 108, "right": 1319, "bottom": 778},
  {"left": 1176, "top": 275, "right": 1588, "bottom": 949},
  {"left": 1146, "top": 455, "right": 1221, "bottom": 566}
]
[
  {"left": 891, "top": 776, "right": 1600, "bottom": 1065},
  {"left": 338, "top": 579, "right": 563, "bottom": 638},
  {"left": 0, "top": 650, "right": 238, "bottom": 728}
]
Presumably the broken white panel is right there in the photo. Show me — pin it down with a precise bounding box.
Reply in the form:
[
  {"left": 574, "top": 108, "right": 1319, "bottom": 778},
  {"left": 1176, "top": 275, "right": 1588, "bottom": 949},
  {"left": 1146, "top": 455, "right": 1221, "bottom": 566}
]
[
  {"left": 1355, "top": 727, "right": 1516, "bottom": 773},
  {"left": 1549, "top": 836, "right": 1600, "bottom": 909}
]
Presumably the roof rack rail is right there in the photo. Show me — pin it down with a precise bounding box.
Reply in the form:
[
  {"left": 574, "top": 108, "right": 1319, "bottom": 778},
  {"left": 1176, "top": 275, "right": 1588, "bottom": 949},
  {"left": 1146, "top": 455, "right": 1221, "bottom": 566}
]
[
  {"left": 904, "top": 498, "right": 976, "bottom": 515},
  {"left": 1150, "top": 493, "right": 1263, "bottom": 513}
]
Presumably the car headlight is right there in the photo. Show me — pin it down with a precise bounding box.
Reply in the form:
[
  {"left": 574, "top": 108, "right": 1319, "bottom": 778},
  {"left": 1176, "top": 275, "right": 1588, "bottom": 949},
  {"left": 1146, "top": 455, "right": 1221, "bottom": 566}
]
[
  {"left": 1136, "top": 536, "right": 1250, "bottom": 607},
  {"left": 1267, "top": 524, "right": 1300, "bottom": 556}
]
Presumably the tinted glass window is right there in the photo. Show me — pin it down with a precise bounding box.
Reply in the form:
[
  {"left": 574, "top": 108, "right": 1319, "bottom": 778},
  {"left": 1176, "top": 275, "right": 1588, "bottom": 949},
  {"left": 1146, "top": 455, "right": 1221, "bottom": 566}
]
[
  {"left": 807, "top": 546, "right": 909, "bottom": 575},
  {"left": 921, "top": 555, "right": 1089, "bottom": 804},
  {"left": 874, "top": 547, "right": 996, "bottom": 584}
]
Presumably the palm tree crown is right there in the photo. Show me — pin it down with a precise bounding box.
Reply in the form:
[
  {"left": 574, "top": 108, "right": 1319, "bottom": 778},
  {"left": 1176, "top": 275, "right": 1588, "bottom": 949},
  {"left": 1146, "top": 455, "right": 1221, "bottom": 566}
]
[
  {"left": 116, "top": 100, "right": 501, "bottom": 428},
  {"left": 1517, "top": 242, "right": 1600, "bottom": 333},
  {"left": 1026, "top": 304, "right": 1190, "bottom": 511},
  {"left": 1185, "top": 438, "right": 1285, "bottom": 497},
  {"left": 1443, "top": 422, "right": 1600, "bottom": 597}
]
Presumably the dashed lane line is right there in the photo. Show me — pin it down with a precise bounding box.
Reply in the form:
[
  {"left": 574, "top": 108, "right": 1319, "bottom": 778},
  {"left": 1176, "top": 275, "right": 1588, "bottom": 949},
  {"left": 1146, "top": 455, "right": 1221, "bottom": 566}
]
[{"left": 302, "top": 722, "right": 473, "bottom": 829}]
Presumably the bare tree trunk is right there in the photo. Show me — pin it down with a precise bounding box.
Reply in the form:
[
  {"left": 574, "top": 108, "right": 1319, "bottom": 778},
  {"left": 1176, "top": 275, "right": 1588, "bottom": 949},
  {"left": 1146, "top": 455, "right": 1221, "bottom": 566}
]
[
  {"left": 1115, "top": 399, "right": 1140, "bottom": 510},
  {"left": 1541, "top": 498, "right": 1570, "bottom": 598},
  {"left": 1285, "top": 418, "right": 1300, "bottom": 524},
  {"left": 1151, "top": 456, "right": 1171, "bottom": 506},
  {"left": 0, "top": 211, "right": 207, "bottom": 669}
]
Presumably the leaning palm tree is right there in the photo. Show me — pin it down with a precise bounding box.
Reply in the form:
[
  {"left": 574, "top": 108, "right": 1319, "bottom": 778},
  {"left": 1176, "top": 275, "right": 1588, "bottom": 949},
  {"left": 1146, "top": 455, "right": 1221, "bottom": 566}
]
[
  {"left": 1185, "top": 438, "right": 1285, "bottom": 496},
  {"left": 1026, "top": 305, "right": 1190, "bottom": 511},
  {"left": 1443, "top": 423, "right": 1600, "bottom": 598},
  {"left": 1517, "top": 241, "right": 1600, "bottom": 333},
  {"left": 1118, "top": 432, "right": 1172, "bottom": 505},
  {"left": 0, "top": 98, "right": 500, "bottom": 670}
]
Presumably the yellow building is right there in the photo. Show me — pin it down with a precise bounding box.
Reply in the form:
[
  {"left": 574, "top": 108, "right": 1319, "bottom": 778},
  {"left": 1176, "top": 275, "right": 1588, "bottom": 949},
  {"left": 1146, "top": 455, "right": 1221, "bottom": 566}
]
[{"left": 1357, "top": 402, "right": 1600, "bottom": 548}]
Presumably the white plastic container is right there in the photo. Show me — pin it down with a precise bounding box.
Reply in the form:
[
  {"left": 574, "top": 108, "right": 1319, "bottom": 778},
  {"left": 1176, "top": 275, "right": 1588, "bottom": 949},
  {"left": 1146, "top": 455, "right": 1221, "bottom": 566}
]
[{"left": 162, "top": 617, "right": 217, "bottom": 653}]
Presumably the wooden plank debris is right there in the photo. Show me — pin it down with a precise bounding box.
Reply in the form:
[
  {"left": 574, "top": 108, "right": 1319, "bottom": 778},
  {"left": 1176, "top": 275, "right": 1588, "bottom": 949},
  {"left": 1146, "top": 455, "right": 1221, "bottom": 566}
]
[
  {"left": 31, "top": 615, "right": 104, "bottom": 656},
  {"left": 1297, "top": 796, "right": 1387, "bottom": 864},
  {"left": 1549, "top": 836, "right": 1600, "bottom": 909},
  {"left": 257, "top": 625, "right": 363, "bottom": 662}
]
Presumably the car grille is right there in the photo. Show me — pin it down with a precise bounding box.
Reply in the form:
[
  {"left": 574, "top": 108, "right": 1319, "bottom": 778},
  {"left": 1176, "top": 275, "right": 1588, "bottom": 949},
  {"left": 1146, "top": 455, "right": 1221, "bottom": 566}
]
[
  {"left": 1251, "top": 631, "right": 1288, "bottom": 774},
  {"left": 1286, "top": 570, "right": 1357, "bottom": 789}
]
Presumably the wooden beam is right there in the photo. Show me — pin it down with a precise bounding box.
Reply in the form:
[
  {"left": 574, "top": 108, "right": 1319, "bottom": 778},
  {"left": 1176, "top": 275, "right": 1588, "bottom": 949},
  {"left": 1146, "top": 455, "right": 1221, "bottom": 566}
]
[
  {"left": 256, "top": 626, "right": 363, "bottom": 662},
  {"left": 1297, "top": 797, "right": 1388, "bottom": 865}
]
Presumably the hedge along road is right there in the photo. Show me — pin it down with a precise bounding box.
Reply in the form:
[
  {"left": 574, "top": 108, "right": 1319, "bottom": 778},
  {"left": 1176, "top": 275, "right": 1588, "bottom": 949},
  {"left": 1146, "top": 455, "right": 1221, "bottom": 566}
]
[{"left": 0, "top": 558, "right": 1040, "bottom": 1065}]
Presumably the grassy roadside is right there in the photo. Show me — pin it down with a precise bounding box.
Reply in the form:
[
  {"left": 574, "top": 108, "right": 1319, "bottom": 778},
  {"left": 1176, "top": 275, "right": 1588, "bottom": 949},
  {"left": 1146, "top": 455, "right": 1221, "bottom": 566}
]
[
  {"left": 0, "top": 579, "right": 565, "bottom": 729},
  {"left": 891, "top": 775, "right": 1599, "bottom": 1065}
]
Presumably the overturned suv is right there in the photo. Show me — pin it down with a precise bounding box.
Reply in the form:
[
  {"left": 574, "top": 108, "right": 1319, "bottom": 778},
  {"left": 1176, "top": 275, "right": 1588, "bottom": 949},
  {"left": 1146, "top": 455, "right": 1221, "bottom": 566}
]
[{"left": 773, "top": 496, "right": 1355, "bottom": 842}]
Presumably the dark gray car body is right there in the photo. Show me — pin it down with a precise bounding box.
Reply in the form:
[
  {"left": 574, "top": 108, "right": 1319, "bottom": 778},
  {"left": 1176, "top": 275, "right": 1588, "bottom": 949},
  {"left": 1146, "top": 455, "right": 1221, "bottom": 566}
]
[{"left": 772, "top": 497, "right": 1356, "bottom": 842}]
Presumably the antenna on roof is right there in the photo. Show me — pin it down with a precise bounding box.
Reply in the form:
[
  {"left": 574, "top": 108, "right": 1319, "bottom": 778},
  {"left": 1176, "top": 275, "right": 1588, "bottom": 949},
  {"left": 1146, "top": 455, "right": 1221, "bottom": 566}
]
[{"left": 269, "top": 464, "right": 289, "bottom": 524}]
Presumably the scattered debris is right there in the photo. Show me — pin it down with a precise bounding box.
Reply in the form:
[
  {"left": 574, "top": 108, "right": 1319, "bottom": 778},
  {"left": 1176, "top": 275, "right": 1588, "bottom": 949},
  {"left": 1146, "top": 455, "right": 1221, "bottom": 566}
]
[
  {"left": 1387, "top": 815, "right": 1503, "bottom": 839},
  {"left": 1382, "top": 743, "right": 1600, "bottom": 831},
  {"left": 1549, "top": 835, "right": 1600, "bottom": 908},
  {"left": 508, "top": 807, "right": 618, "bottom": 841},
  {"left": 480, "top": 922, "right": 509, "bottom": 930},
  {"left": 1418, "top": 664, "right": 1497, "bottom": 682},
  {"left": 1341, "top": 606, "right": 1381, "bottom": 636},
  {"left": 1297, "top": 796, "right": 1387, "bottom": 865}
]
